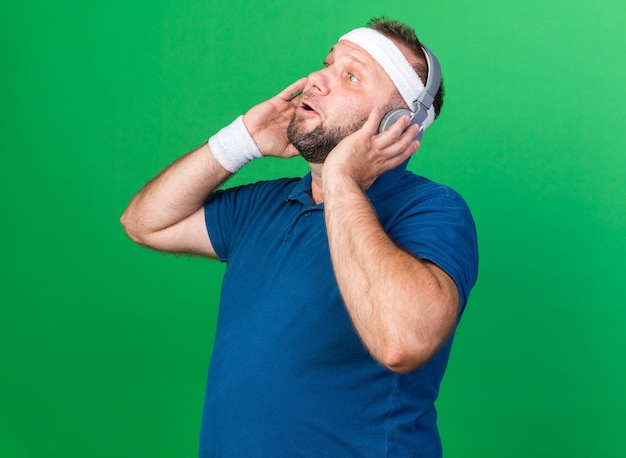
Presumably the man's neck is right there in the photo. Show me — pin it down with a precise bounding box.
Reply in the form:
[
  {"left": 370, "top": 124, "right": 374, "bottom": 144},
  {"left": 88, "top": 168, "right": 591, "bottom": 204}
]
[{"left": 309, "top": 163, "right": 324, "bottom": 205}]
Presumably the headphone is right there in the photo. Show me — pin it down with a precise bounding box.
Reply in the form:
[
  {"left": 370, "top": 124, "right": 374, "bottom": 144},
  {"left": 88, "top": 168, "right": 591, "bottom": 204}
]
[{"left": 378, "top": 45, "right": 442, "bottom": 141}]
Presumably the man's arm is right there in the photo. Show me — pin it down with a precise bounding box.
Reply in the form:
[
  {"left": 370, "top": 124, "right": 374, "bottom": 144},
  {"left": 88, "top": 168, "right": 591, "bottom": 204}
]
[
  {"left": 120, "top": 143, "right": 229, "bottom": 257},
  {"left": 322, "top": 110, "right": 460, "bottom": 374},
  {"left": 120, "top": 78, "right": 306, "bottom": 256}
]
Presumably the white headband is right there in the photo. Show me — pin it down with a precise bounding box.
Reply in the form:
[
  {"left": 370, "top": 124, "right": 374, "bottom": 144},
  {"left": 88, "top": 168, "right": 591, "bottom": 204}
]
[{"left": 339, "top": 27, "right": 436, "bottom": 130}]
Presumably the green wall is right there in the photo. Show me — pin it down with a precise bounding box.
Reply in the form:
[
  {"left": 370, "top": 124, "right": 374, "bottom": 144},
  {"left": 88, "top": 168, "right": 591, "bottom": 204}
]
[{"left": 2, "top": 1, "right": 625, "bottom": 456}]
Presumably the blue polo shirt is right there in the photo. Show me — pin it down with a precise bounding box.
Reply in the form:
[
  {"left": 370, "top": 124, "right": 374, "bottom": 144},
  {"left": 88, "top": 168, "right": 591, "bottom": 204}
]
[{"left": 200, "top": 161, "right": 478, "bottom": 457}]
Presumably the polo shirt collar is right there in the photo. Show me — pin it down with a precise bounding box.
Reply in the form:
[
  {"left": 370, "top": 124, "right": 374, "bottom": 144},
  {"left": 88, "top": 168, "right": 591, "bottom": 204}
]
[
  {"left": 365, "top": 158, "right": 409, "bottom": 201},
  {"left": 287, "top": 173, "right": 315, "bottom": 206},
  {"left": 286, "top": 159, "right": 410, "bottom": 206}
]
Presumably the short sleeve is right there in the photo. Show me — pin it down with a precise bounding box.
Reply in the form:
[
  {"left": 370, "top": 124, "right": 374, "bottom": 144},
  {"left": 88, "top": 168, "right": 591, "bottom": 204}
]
[
  {"left": 203, "top": 178, "right": 299, "bottom": 262},
  {"left": 379, "top": 182, "right": 479, "bottom": 312}
]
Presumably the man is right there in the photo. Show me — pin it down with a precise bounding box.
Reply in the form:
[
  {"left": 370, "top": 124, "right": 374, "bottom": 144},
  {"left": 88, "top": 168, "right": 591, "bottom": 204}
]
[{"left": 122, "top": 17, "right": 478, "bottom": 457}]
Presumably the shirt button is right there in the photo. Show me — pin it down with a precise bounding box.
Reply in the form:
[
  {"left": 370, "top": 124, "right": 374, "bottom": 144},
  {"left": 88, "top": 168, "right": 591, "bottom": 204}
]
[{"left": 305, "top": 211, "right": 312, "bottom": 217}]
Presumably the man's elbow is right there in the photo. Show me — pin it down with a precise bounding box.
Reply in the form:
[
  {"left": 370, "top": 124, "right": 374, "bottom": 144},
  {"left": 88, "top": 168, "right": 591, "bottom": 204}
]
[
  {"left": 377, "top": 325, "right": 455, "bottom": 374},
  {"left": 378, "top": 344, "right": 433, "bottom": 374},
  {"left": 120, "top": 211, "right": 148, "bottom": 246}
]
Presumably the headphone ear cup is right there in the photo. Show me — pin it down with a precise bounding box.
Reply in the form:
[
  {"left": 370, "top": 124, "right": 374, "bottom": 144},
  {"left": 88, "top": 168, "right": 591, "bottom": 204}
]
[{"left": 378, "top": 109, "right": 412, "bottom": 133}]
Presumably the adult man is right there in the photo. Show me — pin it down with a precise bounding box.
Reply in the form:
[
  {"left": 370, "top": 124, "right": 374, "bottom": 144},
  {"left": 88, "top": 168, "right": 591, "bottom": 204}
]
[{"left": 122, "top": 17, "right": 478, "bottom": 457}]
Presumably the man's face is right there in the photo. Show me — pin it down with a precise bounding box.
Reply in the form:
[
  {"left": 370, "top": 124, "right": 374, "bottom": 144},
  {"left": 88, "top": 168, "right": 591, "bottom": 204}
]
[{"left": 287, "top": 40, "right": 402, "bottom": 164}]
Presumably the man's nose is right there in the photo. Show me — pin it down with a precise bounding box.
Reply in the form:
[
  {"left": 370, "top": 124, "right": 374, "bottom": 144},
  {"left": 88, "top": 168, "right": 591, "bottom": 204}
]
[{"left": 306, "top": 67, "right": 331, "bottom": 95}]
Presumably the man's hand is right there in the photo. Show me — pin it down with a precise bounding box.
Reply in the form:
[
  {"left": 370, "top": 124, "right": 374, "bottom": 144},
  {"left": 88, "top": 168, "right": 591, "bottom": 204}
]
[
  {"left": 242, "top": 78, "right": 307, "bottom": 158},
  {"left": 322, "top": 108, "right": 420, "bottom": 192}
]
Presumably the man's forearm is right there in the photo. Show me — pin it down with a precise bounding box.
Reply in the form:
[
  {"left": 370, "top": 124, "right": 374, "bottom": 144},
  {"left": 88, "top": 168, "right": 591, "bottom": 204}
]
[
  {"left": 324, "top": 178, "right": 459, "bottom": 373},
  {"left": 121, "top": 143, "right": 231, "bottom": 246}
]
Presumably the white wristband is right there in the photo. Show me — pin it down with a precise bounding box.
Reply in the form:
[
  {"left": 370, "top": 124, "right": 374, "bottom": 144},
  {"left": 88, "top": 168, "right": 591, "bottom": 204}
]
[{"left": 208, "top": 115, "right": 262, "bottom": 173}]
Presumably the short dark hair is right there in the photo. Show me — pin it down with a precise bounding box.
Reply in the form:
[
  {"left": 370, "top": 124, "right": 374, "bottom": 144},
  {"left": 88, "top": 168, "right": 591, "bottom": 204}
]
[{"left": 367, "top": 17, "right": 445, "bottom": 119}]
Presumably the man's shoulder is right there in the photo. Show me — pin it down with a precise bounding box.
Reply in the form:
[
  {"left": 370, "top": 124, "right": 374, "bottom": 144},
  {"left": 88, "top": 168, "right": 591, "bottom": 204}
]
[
  {"left": 217, "top": 177, "right": 303, "bottom": 199},
  {"left": 391, "top": 171, "right": 470, "bottom": 209}
]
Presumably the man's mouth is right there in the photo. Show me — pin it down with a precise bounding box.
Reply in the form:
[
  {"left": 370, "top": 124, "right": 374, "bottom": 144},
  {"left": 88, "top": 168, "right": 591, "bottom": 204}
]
[{"left": 298, "top": 99, "right": 321, "bottom": 117}]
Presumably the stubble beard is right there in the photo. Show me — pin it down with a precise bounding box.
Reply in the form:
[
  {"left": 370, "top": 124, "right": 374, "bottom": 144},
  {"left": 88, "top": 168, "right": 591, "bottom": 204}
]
[{"left": 286, "top": 112, "right": 369, "bottom": 164}]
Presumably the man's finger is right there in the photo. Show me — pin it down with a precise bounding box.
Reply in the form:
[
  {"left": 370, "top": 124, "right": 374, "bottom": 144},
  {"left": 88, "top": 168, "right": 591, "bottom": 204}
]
[
  {"left": 360, "top": 107, "right": 386, "bottom": 135},
  {"left": 279, "top": 77, "right": 308, "bottom": 101}
]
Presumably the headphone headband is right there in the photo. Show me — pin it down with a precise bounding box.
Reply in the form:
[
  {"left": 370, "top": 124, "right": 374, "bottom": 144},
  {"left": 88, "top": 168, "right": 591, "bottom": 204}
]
[{"left": 416, "top": 44, "right": 441, "bottom": 117}]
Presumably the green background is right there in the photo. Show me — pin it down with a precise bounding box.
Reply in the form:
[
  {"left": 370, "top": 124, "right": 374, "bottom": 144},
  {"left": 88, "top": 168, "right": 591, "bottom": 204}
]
[{"left": 2, "top": 0, "right": 625, "bottom": 456}]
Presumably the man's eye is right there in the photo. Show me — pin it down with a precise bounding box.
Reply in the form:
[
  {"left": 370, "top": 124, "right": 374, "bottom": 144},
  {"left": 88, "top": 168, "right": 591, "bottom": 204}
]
[
  {"left": 322, "top": 61, "right": 330, "bottom": 68},
  {"left": 348, "top": 73, "right": 359, "bottom": 83}
]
